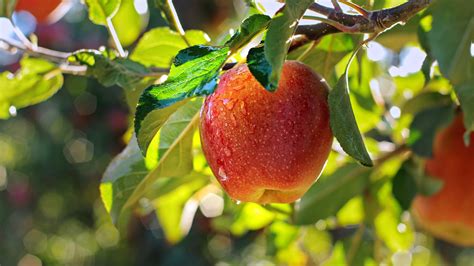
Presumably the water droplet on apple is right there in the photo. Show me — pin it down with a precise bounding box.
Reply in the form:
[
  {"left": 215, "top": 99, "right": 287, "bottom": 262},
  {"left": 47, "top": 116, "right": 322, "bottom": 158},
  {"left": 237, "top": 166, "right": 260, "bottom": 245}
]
[
  {"left": 240, "top": 101, "right": 247, "bottom": 115},
  {"left": 218, "top": 167, "right": 228, "bottom": 181},
  {"left": 223, "top": 147, "right": 231, "bottom": 157}
]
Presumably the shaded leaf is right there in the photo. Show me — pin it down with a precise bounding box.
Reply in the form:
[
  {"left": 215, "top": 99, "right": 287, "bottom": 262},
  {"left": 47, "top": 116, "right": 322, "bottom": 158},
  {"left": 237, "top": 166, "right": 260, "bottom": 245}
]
[
  {"left": 0, "top": 57, "right": 63, "bottom": 119},
  {"left": 134, "top": 45, "right": 229, "bottom": 154},
  {"left": 407, "top": 105, "right": 455, "bottom": 157},
  {"left": 85, "top": 0, "right": 121, "bottom": 25},
  {"left": 392, "top": 159, "right": 444, "bottom": 210},
  {"left": 329, "top": 50, "right": 373, "bottom": 166},
  {"left": 454, "top": 81, "right": 474, "bottom": 143},
  {"left": 247, "top": 46, "right": 273, "bottom": 91},
  {"left": 294, "top": 164, "right": 371, "bottom": 225},
  {"left": 427, "top": 0, "right": 473, "bottom": 85},
  {"left": 226, "top": 14, "right": 271, "bottom": 52},
  {"left": 69, "top": 49, "right": 151, "bottom": 90},
  {"left": 402, "top": 91, "right": 452, "bottom": 115},
  {"left": 130, "top": 28, "right": 209, "bottom": 68},
  {"left": 263, "top": 0, "right": 315, "bottom": 89},
  {"left": 392, "top": 160, "right": 418, "bottom": 210}
]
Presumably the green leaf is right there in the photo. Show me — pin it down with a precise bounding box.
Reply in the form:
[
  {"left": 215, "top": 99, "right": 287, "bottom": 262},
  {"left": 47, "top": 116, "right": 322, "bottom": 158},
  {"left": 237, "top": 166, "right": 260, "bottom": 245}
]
[
  {"left": 0, "top": 57, "right": 63, "bottom": 119},
  {"left": 328, "top": 50, "right": 373, "bottom": 167},
  {"left": 0, "top": 0, "right": 16, "bottom": 17},
  {"left": 294, "top": 164, "right": 371, "bottom": 225},
  {"left": 230, "top": 203, "right": 275, "bottom": 235},
  {"left": 112, "top": 0, "right": 145, "bottom": 46},
  {"left": 454, "top": 81, "right": 474, "bottom": 143},
  {"left": 134, "top": 45, "right": 229, "bottom": 154},
  {"left": 402, "top": 91, "right": 452, "bottom": 115},
  {"left": 247, "top": 46, "right": 273, "bottom": 91},
  {"left": 130, "top": 28, "right": 209, "bottom": 68},
  {"left": 287, "top": 35, "right": 354, "bottom": 79},
  {"left": 407, "top": 105, "right": 455, "bottom": 157},
  {"left": 427, "top": 0, "right": 474, "bottom": 85},
  {"left": 392, "top": 161, "right": 418, "bottom": 210},
  {"left": 264, "top": 0, "right": 314, "bottom": 89},
  {"left": 84, "top": 0, "right": 121, "bottom": 25},
  {"left": 226, "top": 14, "right": 271, "bottom": 52},
  {"left": 156, "top": 99, "right": 202, "bottom": 177},
  {"left": 153, "top": 174, "right": 207, "bottom": 243},
  {"left": 69, "top": 49, "right": 151, "bottom": 90},
  {"left": 100, "top": 137, "right": 147, "bottom": 225},
  {"left": 392, "top": 159, "right": 444, "bottom": 210},
  {"left": 125, "top": 100, "right": 202, "bottom": 212},
  {"left": 154, "top": 0, "right": 182, "bottom": 33}
]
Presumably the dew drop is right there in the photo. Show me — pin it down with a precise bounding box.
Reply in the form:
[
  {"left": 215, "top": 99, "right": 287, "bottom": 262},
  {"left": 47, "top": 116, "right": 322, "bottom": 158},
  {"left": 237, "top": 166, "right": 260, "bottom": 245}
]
[
  {"left": 235, "top": 200, "right": 241, "bottom": 205},
  {"left": 218, "top": 167, "right": 228, "bottom": 181},
  {"left": 240, "top": 102, "right": 247, "bottom": 115},
  {"left": 223, "top": 98, "right": 235, "bottom": 110},
  {"left": 223, "top": 147, "right": 231, "bottom": 157}
]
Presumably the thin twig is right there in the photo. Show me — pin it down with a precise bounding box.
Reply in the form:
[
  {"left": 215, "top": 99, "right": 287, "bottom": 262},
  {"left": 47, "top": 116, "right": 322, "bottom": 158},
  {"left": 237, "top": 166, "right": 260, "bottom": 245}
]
[
  {"left": 106, "top": 18, "right": 126, "bottom": 57},
  {"left": 294, "top": 0, "right": 432, "bottom": 50},
  {"left": 159, "top": 0, "right": 191, "bottom": 46}
]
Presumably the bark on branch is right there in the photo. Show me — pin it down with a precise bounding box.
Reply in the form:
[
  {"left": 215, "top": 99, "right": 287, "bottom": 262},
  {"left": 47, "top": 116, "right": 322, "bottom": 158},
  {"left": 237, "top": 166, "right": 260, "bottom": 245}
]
[{"left": 292, "top": 0, "right": 432, "bottom": 50}]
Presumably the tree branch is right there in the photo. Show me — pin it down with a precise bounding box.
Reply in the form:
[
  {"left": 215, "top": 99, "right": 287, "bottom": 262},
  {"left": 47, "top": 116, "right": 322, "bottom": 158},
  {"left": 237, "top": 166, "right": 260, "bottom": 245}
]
[{"left": 292, "top": 0, "right": 432, "bottom": 50}]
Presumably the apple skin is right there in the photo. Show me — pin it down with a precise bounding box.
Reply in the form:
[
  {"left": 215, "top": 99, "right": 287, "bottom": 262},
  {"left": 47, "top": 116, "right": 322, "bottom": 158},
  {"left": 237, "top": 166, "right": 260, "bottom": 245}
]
[
  {"left": 15, "top": 0, "right": 62, "bottom": 23},
  {"left": 412, "top": 114, "right": 474, "bottom": 246},
  {"left": 199, "top": 61, "right": 333, "bottom": 204}
]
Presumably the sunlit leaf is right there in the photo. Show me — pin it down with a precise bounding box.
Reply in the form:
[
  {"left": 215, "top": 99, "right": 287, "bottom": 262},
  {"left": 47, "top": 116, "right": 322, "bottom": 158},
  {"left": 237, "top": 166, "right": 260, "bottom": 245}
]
[
  {"left": 100, "top": 137, "right": 147, "bottom": 225},
  {"left": 112, "top": 0, "right": 145, "bottom": 46},
  {"left": 84, "top": 0, "right": 121, "bottom": 25},
  {"left": 0, "top": 57, "right": 63, "bottom": 119},
  {"left": 294, "top": 164, "right": 371, "bottom": 225},
  {"left": 155, "top": 99, "right": 202, "bottom": 177},
  {"left": 153, "top": 176, "right": 207, "bottom": 243},
  {"left": 130, "top": 28, "right": 209, "bottom": 68},
  {"left": 134, "top": 45, "right": 229, "bottom": 154},
  {"left": 230, "top": 203, "right": 275, "bottom": 235},
  {"left": 225, "top": 14, "right": 271, "bottom": 52}
]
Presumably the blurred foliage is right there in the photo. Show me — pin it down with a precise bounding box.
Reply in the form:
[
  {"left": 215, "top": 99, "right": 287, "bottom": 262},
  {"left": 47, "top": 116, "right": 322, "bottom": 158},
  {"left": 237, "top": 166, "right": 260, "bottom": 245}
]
[{"left": 0, "top": 0, "right": 474, "bottom": 265}]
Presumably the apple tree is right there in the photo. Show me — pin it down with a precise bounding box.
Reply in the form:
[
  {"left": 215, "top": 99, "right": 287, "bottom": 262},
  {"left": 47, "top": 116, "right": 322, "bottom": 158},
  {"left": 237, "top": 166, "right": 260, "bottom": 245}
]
[{"left": 0, "top": 0, "right": 473, "bottom": 264}]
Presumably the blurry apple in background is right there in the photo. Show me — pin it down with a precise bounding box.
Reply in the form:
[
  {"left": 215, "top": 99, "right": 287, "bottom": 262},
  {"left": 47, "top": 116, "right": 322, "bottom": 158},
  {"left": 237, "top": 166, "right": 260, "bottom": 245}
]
[
  {"left": 200, "top": 61, "right": 333, "bottom": 204},
  {"left": 15, "top": 0, "right": 64, "bottom": 23},
  {"left": 412, "top": 114, "right": 474, "bottom": 247}
]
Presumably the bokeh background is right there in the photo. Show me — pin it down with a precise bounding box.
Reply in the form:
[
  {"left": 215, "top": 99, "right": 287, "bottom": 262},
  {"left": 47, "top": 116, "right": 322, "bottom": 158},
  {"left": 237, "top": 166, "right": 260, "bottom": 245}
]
[{"left": 1, "top": 0, "right": 473, "bottom": 265}]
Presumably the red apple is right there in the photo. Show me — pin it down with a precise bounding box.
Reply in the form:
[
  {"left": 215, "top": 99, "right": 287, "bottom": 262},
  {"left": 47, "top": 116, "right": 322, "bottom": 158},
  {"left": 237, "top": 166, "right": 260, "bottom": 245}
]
[
  {"left": 15, "top": 0, "right": 62, "bottom": 23},
  {"left": 412, "top": 114, "right": 474, "bottom": 246},
  {"left": 199, "top": 61, "right": 333, "bottom": 204}
]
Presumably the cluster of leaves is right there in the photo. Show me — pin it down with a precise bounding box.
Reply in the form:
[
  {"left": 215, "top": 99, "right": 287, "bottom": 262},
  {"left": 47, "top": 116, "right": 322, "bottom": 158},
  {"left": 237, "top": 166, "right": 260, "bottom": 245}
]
[{"left": 0, "top": 0, "right": 473, "bottom": 264}]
